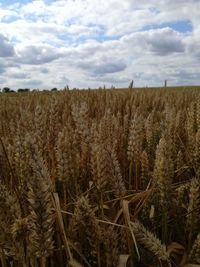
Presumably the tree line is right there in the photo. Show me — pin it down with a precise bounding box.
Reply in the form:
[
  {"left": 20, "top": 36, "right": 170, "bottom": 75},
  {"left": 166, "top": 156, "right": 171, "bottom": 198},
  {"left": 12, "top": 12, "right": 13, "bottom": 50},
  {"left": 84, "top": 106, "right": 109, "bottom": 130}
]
[{"left": 0, "top": 87, "right": 58, "bottom": 93}]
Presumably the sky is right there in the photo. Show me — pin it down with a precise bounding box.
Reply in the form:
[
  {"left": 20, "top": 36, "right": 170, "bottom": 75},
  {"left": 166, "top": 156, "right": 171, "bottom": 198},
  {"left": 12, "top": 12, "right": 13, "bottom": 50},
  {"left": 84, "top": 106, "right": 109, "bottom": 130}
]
[{"left": 0, "top": 0, "right": 200, "bottom": 90}]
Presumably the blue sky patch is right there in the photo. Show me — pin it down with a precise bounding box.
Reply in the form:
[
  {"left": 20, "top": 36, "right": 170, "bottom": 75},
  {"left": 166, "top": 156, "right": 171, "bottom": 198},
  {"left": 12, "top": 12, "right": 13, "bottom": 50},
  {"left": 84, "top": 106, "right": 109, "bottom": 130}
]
[
  {"left": 0, "top": 0, "right": 31, "bottom": 6},
  {"left": 143, "top": 20, "right": 193, "bottom": 33},
  {"left": 1, "top": 15, "right": 19, "bottom": 23},
  {"left": 96, "top": 35, "right": 121, "bottom": 43}
]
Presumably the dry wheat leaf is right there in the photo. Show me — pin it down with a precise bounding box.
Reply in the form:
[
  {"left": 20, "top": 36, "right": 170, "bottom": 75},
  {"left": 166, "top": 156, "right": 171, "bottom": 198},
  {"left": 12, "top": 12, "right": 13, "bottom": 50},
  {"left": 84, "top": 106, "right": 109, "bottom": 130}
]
[
  {"left": 167, "top": 242, "right": 185, "bottom": 255},
  {"left": 117, "top": 254, "right": 130, "bottom": 267},
  {"left": 69, "top": 259, "right": 85, "bottom": 267},
  {"left": 122, "top": 200, "right": 140, "bottom": 260}
]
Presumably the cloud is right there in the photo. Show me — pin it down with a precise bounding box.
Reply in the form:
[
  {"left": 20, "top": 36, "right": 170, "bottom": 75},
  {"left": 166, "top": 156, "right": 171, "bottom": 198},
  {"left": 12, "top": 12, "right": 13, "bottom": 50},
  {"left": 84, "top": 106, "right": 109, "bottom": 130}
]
[
  {"left": 0, "top": 64, "right": 6, "bottom": 74},
  {"left": 142, "top": 28, "right": 185, "bottom": 55},
  {"left": 77, "top": 59, "right": 127, "bottom": 76},
  {"left": 24, "top": 79, "right": 42, "bottom": 87},
  {"left": 16, "top": 44, "right": 61, "bottom": 64},
  {"left": 0, "top": 57, "right": 19, "bottom": 77},
  {"left": 0, "top": 34, "right": 15, "bottom": 57},
  {"left": 175, "top": 70, "right": 200, "bottom": 85},
  {"left": 122, "top": 28, "right": 185, "bottom": 56},
  {"left": 0, "top": 7, "right": 18, "bottom": 21},
  {"left": 0, "top": 0, "right": 200, "bottom": 89},
  {"left": 0, "top": 78, "right": 6, "bottom": 84},
  {"left": 184, "top": 26, "right": 200, "bottom": 58},
  {"left": 10, "top": 72, "right": 31, "bottom": 79},
  {"left": 40, "top": 67, "right": 49, "bottom": 74}
]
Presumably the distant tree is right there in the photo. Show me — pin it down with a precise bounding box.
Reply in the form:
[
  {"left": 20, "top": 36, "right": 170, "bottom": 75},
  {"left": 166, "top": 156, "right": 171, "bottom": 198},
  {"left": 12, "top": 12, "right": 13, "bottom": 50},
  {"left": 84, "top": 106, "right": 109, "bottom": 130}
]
[
  {"left": 51, "top": 88, "right": 57, "bottom": 91},
  {"left": 17, "top": 88, "right": 30, "bottom": 92},
  {"left": 3, "top": 87, "right": 11, "bottom": 93},
  {"left": 129, "top": 80, "right": 134, "bottom": 89}
]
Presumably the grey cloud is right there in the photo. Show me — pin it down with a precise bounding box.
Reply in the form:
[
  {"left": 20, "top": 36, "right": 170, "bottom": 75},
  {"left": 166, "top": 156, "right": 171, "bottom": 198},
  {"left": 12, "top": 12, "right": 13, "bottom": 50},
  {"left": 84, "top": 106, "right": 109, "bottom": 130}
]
[
  {"left": 0, "top": 58, "right": 20, "bottom": 75},
  {"left": 52, "top": 75, "right": 70, "bottom": 87},
  {"left": 62, "top": 41, "right": 102, "bottom": 60},
  {"left": 0, "top": 78, "right": 6, "bottom": 84},
  {"left": 123, "top": 28, "right": 185, "bottom": 56},
  {"left": 28, "top": 79, "right": 42, "bottom": 86},
  {"left": 70, "top": 44, "right": 127, "bottom": 76},
  {"left": 147, "top": 29, "right": 185, "bottom": 55},
  {"left": 0, "top": 65, "right": 6, "bottom": 74},
  {"left": 92, "top": 62, "right": 127, "bottom": 75},
  {"left": 77, "top": 60, "right": 127, "bottom": 75},
  {"left": 11, "top": 72, "right": 31, "bottom": 79},
  {"left": 170, "top": 69, "right": 200, "bottom": 84},
  {"left": 0, "top": 34, "right": 15, "bottom": 57},
  {"left": 17, "top": 45, "right": 61, "bottom": 65},
  {"left": 18, "top": 79, "right": 42, "bottom": 88},
  {"left": 94, "top": 75, "right": 129, "bottom": 84},
  {"left": 185, "top": 27, "right": 200, "bottom": 57},
  {"left": 40, "top": 67, "right": 49, "bottom": 74}
]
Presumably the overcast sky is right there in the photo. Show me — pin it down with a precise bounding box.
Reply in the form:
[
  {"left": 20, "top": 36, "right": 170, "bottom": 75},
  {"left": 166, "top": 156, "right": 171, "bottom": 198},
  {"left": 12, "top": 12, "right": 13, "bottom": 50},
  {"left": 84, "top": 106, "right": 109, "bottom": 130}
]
[{"left": 0, "top": 0, "right": 200, "bottom": 89}]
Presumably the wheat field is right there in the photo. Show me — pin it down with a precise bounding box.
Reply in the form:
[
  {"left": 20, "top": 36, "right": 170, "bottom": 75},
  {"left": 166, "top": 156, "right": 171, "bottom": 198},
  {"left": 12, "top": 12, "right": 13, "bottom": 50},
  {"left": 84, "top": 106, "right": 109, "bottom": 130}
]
[{"left": 0, "top": 87, "right": 200, "bottom": 267}]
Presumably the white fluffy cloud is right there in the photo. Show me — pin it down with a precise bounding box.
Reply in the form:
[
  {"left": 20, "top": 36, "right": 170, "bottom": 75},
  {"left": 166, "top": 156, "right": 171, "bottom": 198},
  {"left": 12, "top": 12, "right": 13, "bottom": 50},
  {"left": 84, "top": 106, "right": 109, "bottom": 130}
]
[{"left": 0, "top": 0, "right": 200, "bottom": 89}]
